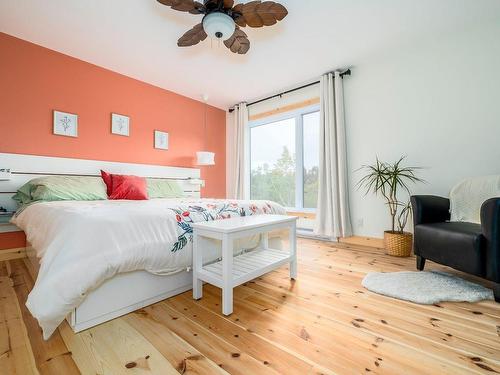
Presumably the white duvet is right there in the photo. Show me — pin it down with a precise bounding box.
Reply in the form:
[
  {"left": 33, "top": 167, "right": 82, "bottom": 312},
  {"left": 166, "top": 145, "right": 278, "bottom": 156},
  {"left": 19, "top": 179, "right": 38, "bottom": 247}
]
[{"left": 11, "top": 198, "right": 285, "bottom": 339}]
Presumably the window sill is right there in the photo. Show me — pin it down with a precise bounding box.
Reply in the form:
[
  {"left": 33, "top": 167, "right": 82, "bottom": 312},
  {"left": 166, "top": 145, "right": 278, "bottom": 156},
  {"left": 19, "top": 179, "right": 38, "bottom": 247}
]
[{"left": 286, "top": 211, "right": 316, "bottom": 220}]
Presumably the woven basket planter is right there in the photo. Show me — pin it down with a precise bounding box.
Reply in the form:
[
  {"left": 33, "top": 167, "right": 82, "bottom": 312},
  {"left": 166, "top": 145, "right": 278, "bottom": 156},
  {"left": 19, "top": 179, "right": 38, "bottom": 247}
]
[{"left": 384, "top": 231, "right": 413, "bottom": 257}]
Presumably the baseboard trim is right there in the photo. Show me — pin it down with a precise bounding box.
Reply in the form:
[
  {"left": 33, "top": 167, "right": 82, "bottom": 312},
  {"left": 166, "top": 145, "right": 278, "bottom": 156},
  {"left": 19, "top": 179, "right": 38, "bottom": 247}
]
[{"left": 339, "top": 236, "right": 384, "bottom": 249}]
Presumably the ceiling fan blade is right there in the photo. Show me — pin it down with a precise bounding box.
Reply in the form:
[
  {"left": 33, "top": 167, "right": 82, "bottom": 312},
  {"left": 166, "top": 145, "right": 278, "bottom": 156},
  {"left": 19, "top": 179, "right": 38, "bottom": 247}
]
[
  {"left": 233, "top": 1, "right": 288, "bottom": 28},
  {"left": 177, "top": 23, "right": 207, "bottom": 47},
  {"left": 224, "top": 28, "right": 250, "bottom": 54},
  {"left": 157, "top": 0, "right": 204, "bottom": 14}
]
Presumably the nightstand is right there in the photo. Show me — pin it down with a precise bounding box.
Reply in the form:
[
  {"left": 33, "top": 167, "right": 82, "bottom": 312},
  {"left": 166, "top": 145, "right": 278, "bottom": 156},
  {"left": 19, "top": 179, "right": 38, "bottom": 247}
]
[
  {"left": 0, "top": 222, "right": 26, "bottom": 275},
  {"left": 0, "top": 209, "right": 16, "bottom": 224}
]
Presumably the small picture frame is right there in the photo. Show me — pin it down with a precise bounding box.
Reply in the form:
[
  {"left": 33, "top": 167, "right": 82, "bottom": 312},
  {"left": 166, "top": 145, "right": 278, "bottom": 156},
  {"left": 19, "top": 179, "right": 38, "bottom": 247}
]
[
  {"left": 154, "top": 130, "right": 169, "bottom": 150},
  {"left": 53, "top": 110, "right": 78, "bottom": 137},
  {"left": 111, "top": 113, "right": 130, "bottom": 136}
]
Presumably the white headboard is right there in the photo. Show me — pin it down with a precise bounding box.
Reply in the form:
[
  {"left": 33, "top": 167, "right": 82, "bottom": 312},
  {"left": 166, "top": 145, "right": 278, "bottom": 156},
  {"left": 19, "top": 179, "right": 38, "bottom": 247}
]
[{"left": 0, "top": 153, "right": 201, "bottom": 211}]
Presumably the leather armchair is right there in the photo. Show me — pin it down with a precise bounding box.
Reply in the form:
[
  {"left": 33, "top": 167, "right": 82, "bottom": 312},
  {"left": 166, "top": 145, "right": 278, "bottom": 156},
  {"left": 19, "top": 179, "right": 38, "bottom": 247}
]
[{"left": 411, "top": 195, "right": 500, "bottom": 302}]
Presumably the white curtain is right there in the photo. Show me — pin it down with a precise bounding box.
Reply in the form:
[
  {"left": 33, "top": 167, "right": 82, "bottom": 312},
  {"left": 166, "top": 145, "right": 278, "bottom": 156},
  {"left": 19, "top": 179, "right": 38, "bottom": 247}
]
[
  {"left": 227, "top": 102, "right": 248, "bottom": 199},
  {"left": 314, "top": 72, "right": 352, "bottom": 239}
]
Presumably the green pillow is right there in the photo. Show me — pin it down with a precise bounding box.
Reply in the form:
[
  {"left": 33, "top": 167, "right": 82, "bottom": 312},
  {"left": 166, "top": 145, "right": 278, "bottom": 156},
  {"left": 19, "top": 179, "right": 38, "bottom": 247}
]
[
  {"left": 147, "top": 179, "right": 184, "bottom": 199},
  {"left": 13, "top": 176, "right": 107, "bottom": 204},
  {"left": 12, "top": 181, "right": 36, "bottom": 205}
]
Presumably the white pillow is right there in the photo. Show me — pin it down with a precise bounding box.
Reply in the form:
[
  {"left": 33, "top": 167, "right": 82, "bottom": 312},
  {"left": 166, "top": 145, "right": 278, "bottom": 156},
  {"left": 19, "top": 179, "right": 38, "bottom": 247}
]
[{"left": 450, "top": 175, "right": 500, "bottom": 224}]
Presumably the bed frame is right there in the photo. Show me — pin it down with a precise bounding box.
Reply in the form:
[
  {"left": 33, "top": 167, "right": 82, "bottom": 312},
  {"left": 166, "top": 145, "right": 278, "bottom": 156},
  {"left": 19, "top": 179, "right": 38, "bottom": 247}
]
[
  {"left": 23, "top": 250, "right": 193, "bottom": 333},
  {"left": 0, "top": 153, "right": 201, "bottom": 210},
  {"left": 0, "top": 153, "right": 200, "bottom": 333}
]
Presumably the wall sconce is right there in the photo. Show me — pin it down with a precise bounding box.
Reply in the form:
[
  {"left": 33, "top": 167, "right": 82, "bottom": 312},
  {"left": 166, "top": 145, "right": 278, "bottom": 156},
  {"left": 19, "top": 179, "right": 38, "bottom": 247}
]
[
  {"left": 196, "top": 94, "right": 215, "bottom": 166},
  {"left": 196, "top": 151, "right": 215, "bottom": 166}
]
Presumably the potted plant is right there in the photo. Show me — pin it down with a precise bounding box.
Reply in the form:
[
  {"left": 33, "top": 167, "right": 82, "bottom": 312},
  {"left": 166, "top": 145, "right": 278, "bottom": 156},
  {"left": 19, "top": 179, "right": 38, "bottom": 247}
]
[{"left": 357, "top": 157, "right": 424, "bottom": 257}]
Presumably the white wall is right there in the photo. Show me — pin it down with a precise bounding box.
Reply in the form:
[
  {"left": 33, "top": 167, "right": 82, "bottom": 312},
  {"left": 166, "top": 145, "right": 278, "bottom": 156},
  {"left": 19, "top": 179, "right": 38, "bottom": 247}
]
[
  {"left": 344, "top": 21, "right": 500, "bottom": 237},
  {"left": 226, "top": 21, "right": 500, "bottom": 238}
]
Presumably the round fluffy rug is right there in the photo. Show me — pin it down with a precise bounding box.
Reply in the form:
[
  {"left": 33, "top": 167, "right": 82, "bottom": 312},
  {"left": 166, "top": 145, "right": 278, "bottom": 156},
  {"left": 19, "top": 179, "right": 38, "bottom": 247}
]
[{"left": 362, "top": 271, "right": 494, "bottom": 304}]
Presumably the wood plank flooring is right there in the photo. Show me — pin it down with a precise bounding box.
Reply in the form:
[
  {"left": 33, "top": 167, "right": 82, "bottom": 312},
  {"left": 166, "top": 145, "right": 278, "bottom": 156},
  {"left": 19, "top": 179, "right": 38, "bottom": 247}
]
[{"left": 1, "top": 238, "right": 499, "bottom": 374}]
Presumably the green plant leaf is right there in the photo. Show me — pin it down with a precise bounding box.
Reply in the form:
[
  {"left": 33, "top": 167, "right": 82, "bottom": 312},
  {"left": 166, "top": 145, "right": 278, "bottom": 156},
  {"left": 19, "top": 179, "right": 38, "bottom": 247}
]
[{"left": 356, "top": 155, "right": 425, "bottom": 232}]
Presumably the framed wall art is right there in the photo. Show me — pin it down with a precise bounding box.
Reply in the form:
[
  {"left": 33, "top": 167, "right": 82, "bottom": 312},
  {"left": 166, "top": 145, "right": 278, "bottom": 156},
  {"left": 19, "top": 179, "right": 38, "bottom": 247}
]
[
  {"left": 53, "top": 110, "right": 78, "bottom": 137},
  {"left": 111, "top": 113, "right": 130, "bottom": 136},
  {"left": 154, "top": 130, "right": 169, "bottom": 150}
]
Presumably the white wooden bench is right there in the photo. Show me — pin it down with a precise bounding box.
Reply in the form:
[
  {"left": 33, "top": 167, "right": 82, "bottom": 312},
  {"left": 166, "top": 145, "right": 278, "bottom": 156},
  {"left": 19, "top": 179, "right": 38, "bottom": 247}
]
[{"left": 191, "top": 214, "right": 297, "bottom": 315}]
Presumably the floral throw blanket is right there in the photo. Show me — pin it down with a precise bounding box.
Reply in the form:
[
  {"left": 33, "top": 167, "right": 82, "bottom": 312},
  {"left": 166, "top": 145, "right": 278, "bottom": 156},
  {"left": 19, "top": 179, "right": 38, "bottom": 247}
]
[{"left": 169, "top": 200, "right": 285, "bottom": 252}]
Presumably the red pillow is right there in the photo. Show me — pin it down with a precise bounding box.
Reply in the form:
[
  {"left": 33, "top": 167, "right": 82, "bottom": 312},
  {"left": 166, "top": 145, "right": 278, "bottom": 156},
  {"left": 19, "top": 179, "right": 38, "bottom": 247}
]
[
  {"left": 103, "top": 173, "right": 148, "bottom": 200},
  {"left": 110, "top": 174, "right": 148, "bottom": 200},
  {"left": 100, "top": 170, "right": 113, "bottom": 196}
]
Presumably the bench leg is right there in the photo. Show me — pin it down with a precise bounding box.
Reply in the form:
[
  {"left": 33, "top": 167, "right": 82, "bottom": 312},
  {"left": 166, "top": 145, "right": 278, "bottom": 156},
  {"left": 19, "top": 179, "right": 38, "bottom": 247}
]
[
  {"left": 193, "top": 276, "right": 202, "bottom": 300},
  {"left": 222, "top": 288, "right": 233, "bottom": 315},
  {"left": 222, "top": 233, "right": 233, "bottom": 315},
  {"left": 289, "top": 221, "right": 297, "bottom": 279},
  {"left": 260, "top": 231, "right": 269, "bottom": 249},
  {"left": 193, "top": 231, "right": 202, "bottom": 300}
]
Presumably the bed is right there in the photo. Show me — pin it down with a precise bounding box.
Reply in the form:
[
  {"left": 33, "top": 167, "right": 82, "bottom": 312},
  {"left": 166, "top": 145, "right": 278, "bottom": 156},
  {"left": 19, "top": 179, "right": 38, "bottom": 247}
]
[{"left": 0, "top": 153, "right": 286, "bottom": 339}]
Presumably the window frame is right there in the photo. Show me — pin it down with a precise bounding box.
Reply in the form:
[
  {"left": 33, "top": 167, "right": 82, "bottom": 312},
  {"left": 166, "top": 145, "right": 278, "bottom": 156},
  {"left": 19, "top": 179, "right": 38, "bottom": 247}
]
[{"left": 247, "top": 104, "right": 320, "bottom": 213}]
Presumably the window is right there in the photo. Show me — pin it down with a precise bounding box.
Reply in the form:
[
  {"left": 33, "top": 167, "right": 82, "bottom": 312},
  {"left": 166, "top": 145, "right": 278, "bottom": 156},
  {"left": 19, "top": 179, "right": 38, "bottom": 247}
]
[
  {"left": 249, "top": 117, "right": 296, "bottom": 207},
  {"left": 249, "top": 105, "right": 320, "bottom": 212}
]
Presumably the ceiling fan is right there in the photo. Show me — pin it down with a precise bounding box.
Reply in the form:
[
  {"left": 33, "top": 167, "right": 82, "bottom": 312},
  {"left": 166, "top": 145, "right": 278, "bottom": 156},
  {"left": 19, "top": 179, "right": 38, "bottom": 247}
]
[{"left": 157, "top": 0, "right": 288, "bottom": 54}]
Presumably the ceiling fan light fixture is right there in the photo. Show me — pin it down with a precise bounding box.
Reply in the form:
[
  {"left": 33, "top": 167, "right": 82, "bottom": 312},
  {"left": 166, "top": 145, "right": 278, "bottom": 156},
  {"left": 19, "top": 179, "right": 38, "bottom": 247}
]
[{"left": 202, "top": 12, "right": 235, "bottom": 41}]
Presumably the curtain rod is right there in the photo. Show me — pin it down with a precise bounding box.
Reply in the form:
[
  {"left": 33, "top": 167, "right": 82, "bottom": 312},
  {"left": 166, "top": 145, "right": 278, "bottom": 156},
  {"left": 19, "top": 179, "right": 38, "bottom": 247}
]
[{"left": 228, "top": 69, "right": 351, "bottom": 113}]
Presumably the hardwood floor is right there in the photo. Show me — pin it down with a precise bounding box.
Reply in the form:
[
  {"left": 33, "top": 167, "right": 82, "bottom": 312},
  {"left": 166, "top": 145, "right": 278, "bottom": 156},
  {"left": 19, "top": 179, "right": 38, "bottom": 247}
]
[{"left": 1, "top": 238, "right": 499, "bottom": 374}]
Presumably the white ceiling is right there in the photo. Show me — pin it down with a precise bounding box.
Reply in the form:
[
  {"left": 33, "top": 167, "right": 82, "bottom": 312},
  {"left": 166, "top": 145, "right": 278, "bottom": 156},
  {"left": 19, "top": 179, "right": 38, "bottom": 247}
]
[{"left": 1, "top": 0, "right": 499, "bottom": 109}]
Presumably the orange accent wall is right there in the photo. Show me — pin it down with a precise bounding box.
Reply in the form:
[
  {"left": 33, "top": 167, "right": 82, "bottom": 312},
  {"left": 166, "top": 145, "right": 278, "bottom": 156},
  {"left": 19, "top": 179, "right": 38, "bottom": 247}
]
[{"left": 0, "top": 32, "right": 226, "bottom": 198}]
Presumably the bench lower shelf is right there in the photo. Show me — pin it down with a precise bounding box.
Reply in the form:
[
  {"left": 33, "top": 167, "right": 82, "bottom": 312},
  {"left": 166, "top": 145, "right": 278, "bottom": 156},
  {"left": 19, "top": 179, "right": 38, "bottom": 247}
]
[{"left": 197, "top": 248, "right": 292, "bottom": 288}]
